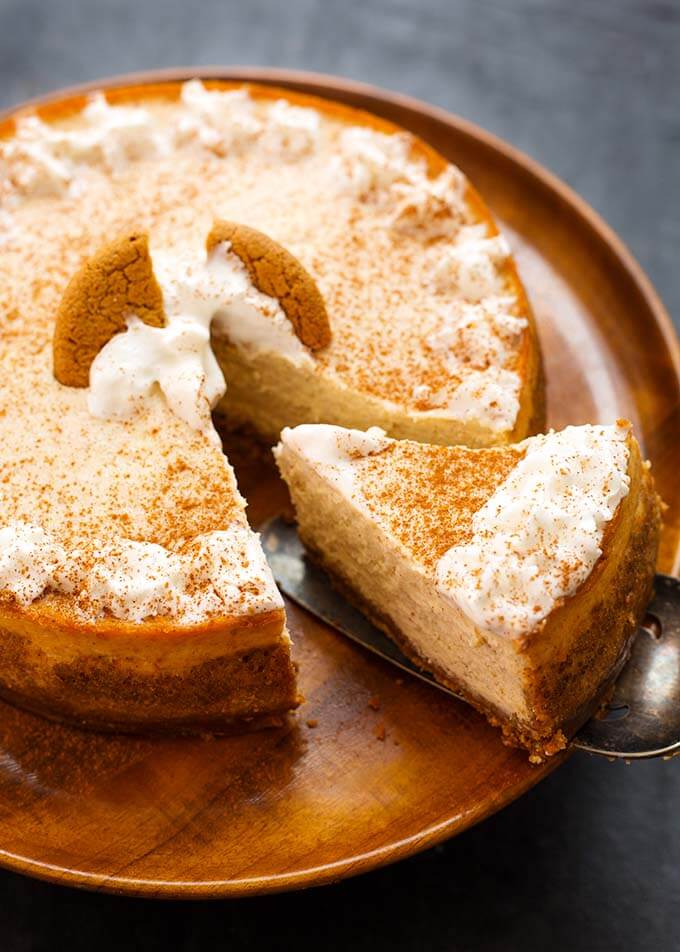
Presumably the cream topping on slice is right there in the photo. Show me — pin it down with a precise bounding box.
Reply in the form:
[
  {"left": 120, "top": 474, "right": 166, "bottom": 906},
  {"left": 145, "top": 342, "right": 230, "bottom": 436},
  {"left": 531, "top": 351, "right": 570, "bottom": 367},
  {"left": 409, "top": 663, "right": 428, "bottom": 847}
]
[
  {"left": 0, "top": 519, "right": 282, "bottom": 623},
  {"left": 436, "top": 423, "right": 631, "bottom": 636},
  {"left": 88, "top": 239, "right": 312, "bottom": 445},
  {"left": 276, "top": 423, "right": 390, "bottom": 496}
]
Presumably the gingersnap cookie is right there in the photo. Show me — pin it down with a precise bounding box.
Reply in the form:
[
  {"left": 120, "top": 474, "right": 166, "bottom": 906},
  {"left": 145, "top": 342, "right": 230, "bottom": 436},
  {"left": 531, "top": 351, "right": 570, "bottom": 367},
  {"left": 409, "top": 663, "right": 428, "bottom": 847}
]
[
  {"left": 53, "top": 233, "right": 165, "bottom": 388},
  {"left": 207, "top": 220, "right": 331, "bottom": 350},
  {"left": 51, "top": 221, "right": 331, "bottom": 435}
]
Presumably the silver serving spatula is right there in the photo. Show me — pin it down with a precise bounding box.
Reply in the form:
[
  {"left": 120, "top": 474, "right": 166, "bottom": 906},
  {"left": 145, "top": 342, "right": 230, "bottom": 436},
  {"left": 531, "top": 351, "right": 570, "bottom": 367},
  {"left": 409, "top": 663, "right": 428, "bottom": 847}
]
[{"left": 261, "top": 517, "right": 680, "bottom": 760}]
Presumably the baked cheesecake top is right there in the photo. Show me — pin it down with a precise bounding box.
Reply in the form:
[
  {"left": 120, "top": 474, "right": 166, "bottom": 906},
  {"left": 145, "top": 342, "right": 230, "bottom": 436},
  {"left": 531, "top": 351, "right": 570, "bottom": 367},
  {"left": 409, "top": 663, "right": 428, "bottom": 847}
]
[
  {"left": 0, "top": 79, "right": 533, "bottom": 624},
  {"left": 0, "top": 359, "right": 283, "bottom": 623},
  {"left": 276, "top": 421, "right": 633, "bottom": 637},
  {"left": 0, "top": 80, "right": 531, "bottom": 435}
]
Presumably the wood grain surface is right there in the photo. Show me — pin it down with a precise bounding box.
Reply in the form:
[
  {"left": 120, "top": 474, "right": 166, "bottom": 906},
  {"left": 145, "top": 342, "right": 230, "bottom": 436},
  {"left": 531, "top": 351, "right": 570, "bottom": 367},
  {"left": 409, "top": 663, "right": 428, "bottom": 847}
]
[{"left": 0, "top": 68, "right": 677, "bottom": 899}]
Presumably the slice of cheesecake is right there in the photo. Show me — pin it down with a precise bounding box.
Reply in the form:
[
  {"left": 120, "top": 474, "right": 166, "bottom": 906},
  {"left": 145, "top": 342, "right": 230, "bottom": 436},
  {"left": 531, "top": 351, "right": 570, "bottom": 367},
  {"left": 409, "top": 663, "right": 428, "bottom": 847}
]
[{"left": 275, "top": 422, "right": 662, "bottom": 760}]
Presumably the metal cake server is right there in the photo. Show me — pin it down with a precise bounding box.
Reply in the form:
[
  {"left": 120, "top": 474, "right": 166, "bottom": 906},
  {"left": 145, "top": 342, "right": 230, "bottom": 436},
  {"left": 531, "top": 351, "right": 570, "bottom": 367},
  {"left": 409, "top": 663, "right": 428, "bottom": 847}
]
[{"left": 261, "top": 517, "right": 680, "bottom": 760}]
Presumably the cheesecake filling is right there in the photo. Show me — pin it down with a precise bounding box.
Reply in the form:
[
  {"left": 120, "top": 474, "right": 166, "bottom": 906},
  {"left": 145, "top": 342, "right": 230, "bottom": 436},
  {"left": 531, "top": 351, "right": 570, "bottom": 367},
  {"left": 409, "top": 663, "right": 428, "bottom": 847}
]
[
  {"left": 0, "top": 519, "right": 282, "bottom": 623},
  {"left": 436, "top": 423, "right": 631, "bottom": 636},
  {"left": 88, "top": 239, "right": 312, "bottom": 445}
]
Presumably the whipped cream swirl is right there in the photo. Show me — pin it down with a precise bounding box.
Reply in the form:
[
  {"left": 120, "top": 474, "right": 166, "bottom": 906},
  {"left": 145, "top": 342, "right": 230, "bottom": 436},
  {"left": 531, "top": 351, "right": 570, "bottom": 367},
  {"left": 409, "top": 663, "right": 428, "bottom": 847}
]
[
  {"left": 436, "top": 423, "right": 632, "bottom": 636},
  {"left": 0, "top": 520, "right": 282, "bottom": 623}
]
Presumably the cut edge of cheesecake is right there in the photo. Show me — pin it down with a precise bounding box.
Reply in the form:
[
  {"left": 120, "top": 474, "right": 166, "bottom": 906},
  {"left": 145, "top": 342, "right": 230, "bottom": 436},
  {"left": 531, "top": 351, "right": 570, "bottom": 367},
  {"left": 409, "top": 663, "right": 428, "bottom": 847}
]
[{"left": 274, "top": 423, "right": 662, "bottom": 761}]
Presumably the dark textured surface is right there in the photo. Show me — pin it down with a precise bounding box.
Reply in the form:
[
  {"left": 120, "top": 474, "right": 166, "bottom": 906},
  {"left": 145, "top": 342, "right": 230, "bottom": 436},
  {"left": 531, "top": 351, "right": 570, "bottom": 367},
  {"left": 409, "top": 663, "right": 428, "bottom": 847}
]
[{"left": 0, "top": 0, "right": 678, "bottom": 949}]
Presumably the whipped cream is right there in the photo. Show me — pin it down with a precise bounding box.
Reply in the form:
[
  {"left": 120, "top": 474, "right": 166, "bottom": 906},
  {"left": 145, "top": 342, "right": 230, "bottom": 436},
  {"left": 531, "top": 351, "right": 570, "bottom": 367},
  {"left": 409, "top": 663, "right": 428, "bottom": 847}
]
[
  {"left": 176, "top": 80, "right": 263, "bottom": 152},
  {"left": 435, "top": 367, "right": 523, "bottom": 432},
  {"left": 0, "top": 95, "right": 168, "bottom": 202},
  {"left": 259, "top": 98, "right": 320, "bottom": 159},
  {"left": 276, "top": 424, "right": 390, "bottom": 496},
  {"left": 0, "top": 523, "right": 72, "bottom": 605},
  {"left": 335, "top": 127, "right": 414, "bottom": 195},
  {"left": 0, "top": 519, "right": 282, "bottom": 623},
  {"left": 0, "top": 81, "right": 321, "bottom": 210},
  {"left": 431, "top": 233, "right": 510, "bottom": 301},
  {"left": 427, "top": 296, "right": 527, "bottom": 373},
  {"left": 335, "top": 126, "right": 466, "bottom": 238},
  {"left": 423, "top": 296, "right": 527, "bottom": 431},
  {"left": 88, "top": 240, "right": 312, "bottom": 444},
  {"left": 436, "top": 423, "right": 632, "bottom": 637},
  {"left": 390, "top": 166, "right": 466, "bottom": 239}
]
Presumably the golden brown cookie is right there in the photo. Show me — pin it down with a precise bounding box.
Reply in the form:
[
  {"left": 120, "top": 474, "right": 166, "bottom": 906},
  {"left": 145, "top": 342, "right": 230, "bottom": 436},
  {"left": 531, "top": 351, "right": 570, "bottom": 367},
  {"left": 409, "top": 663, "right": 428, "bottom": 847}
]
[
  {"left": 53, "top": 233, "right": 165, "bottom": 388},
  {"left": 207, "top": 220, "right": 331, "bottom": 350}
]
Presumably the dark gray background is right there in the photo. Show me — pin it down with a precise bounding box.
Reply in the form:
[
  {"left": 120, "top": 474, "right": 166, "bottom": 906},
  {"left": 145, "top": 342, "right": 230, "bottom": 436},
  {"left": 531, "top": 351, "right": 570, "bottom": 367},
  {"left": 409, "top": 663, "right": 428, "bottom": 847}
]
[{"left": 0, "top": 1, "right": 678, "bottom": 949}]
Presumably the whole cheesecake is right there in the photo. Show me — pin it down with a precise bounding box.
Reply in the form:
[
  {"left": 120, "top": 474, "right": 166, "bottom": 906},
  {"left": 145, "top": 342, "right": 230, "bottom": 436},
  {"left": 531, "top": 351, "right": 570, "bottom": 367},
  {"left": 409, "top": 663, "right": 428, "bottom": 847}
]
[
  {"left": 276, "top": 422, "right": 662, "bottom": 760},
  {"left": 0, "top": 78, "right": 543, "bottom": 732}
]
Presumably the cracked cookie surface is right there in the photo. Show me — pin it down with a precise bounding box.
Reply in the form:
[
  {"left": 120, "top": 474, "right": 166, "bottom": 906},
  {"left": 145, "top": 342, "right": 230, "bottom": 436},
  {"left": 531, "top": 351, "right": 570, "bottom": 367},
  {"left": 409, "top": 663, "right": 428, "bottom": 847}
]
[
  {"left": 53, "top": 233, "right": 165, "bottom": 388},
  {"left": 207, "top": 220, "right": 331, "bottom": 350}
]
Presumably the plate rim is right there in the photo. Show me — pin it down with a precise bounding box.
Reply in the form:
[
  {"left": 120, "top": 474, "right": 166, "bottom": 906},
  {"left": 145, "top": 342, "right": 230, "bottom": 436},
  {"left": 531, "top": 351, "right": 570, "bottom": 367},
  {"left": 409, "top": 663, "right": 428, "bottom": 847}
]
[
  {"left": 0, "top": 752, "right": 566, "bottom": 898},
  {"left": 0, "top": 66, "right": 677, "bottom": 899}
]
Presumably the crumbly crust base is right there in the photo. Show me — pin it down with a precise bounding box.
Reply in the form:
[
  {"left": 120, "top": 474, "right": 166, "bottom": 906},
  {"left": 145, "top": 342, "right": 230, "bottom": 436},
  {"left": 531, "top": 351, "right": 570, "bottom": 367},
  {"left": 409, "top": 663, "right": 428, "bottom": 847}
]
[
  {"left": 0, "top": 683, "right": 296, "bottom": 737},
  {"left": 0, "top": 610, "right": 300, "bottom": 734}
]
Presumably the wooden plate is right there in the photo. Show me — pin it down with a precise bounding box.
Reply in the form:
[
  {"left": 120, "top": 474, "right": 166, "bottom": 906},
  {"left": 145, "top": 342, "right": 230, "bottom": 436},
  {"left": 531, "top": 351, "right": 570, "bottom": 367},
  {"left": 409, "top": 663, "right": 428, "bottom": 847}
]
[{"left": 0, "top": 68, "right": 678, "bottom": 898}]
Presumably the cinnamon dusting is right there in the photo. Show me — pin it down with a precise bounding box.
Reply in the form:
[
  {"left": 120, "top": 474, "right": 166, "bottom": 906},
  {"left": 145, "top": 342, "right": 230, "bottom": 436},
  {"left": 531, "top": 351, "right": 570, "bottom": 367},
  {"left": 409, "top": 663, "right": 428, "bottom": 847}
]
[{"left": 355, "top": 440, "right": 525, "bottom": 568}]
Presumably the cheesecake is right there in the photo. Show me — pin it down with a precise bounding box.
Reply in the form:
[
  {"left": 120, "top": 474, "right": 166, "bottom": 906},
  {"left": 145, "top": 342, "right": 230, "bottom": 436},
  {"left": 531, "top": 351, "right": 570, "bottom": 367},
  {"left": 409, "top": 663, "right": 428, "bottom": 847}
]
[
  {"left": 275, "top": 422, "right": 662, "bottom": 760},
  {"left": 0, "top": 78, "right": 545, "bottom": 732}
]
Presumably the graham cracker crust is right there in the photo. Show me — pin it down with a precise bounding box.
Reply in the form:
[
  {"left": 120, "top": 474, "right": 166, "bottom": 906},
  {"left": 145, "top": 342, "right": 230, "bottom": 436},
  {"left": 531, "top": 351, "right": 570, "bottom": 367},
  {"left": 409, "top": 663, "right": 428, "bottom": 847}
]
[{"left": 0, "top": 626, "right": 301, "bottom": 735}]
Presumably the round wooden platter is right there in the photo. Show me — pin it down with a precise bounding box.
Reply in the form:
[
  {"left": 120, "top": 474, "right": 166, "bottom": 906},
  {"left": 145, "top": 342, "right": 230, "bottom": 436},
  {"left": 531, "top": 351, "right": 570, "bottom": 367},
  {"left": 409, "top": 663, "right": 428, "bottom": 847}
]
[{"left": 0, "top": 69, "right": 678, "bottom": 899}]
